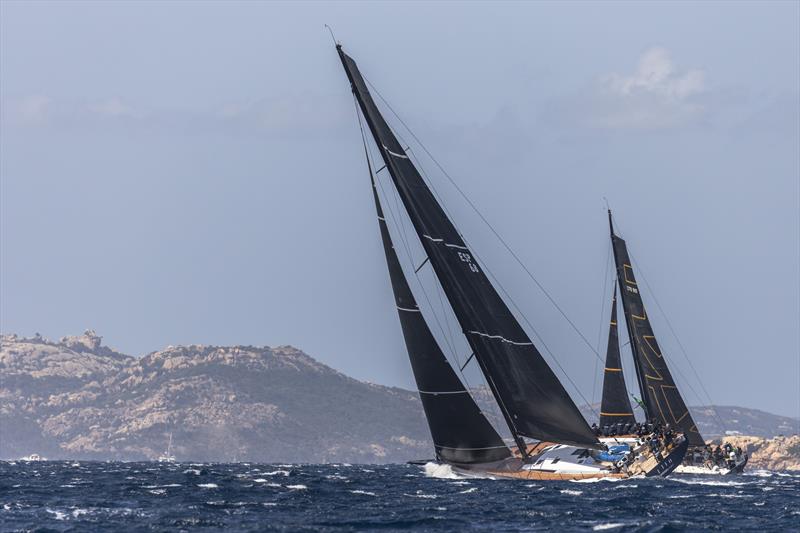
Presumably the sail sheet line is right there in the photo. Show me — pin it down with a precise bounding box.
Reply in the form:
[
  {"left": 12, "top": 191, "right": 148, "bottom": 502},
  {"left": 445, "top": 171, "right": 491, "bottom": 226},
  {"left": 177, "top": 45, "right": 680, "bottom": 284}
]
[
  {"left": 362, "top": 74, "right": 607, "bottom": 368},
  {"left": 357, "top": 98, "right": 463, "bottom": 364}
]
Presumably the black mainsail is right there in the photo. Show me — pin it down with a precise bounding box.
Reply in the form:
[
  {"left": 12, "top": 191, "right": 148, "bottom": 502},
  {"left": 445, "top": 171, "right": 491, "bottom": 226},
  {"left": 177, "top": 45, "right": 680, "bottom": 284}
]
[
  {"left": 365, "top": 145, "right": 511, "bottom": 464},
  {"left": 599, "top": 284, "right": 636, "bottom": 428},
  {"left": 339, "top": 45, "right": 600, "bottom": 452},
  {"left": 608, "top": 211, "right": 704, "bottom": 447}
]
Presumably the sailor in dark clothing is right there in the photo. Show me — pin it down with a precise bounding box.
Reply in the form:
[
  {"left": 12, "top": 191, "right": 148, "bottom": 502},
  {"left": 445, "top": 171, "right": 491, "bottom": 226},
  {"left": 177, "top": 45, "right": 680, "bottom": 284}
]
[{"left": 591, "top": 423, "right": 599, "bottom": 436}]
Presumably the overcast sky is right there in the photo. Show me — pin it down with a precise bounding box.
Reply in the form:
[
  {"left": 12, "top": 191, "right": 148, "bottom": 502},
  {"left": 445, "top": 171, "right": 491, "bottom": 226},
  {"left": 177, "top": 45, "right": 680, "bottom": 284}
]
[{"left": 2, "top": 1, "right": 798, "bottom": 418}]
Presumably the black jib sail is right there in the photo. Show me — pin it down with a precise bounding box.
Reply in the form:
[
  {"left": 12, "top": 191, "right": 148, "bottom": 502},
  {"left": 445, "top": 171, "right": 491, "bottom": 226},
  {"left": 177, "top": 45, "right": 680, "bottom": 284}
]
[
  {"left": 599, "top": 284, "right": 636, "bottom": 428},
  {"left": 608, "top": 211, "right": 704, "bottom": 447},
  {"left": 364, "top": 137, "right": 511, "bottom": 464},
  {"left": 338, "top": 45, "right": 600, "bottom": 451}
]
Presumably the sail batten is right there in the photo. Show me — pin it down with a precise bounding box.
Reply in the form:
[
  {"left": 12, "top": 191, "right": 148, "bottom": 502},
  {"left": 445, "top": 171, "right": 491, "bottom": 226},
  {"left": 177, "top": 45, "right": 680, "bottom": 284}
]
[
  {"left": 608, "top": 211, "right": 705, "bottom": 447},
  {"left": 339, "top": 45, "right": 600, "bottom": 450}
]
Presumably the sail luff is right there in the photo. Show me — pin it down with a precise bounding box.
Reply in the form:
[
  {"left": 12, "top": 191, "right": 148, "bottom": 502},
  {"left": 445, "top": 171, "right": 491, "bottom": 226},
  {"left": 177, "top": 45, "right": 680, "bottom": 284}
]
[
  {"left": 338, "top": 45, "right": 600, "bottom": 450},
  {"left": 608, "top": 210, "right": 705, "bottom": 447},
  {"left": 599, "top": 284, "right": 637, "bottom": 427}
]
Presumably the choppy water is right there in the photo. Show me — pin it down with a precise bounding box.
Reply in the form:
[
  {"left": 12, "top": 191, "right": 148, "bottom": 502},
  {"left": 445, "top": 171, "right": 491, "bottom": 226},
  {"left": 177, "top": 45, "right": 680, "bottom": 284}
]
[{"left": 1, "top": 461, "right": 798, "bottom": 531}]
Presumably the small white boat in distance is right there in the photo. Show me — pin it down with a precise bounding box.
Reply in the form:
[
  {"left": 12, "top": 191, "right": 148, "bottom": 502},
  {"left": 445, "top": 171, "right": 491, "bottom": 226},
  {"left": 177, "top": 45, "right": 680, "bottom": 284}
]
[
  {"left": 158, "top": 433, "right": 176, "bottom": 463},
  {"left": 20, "top": 453, "right": 45, "bottom": 461}
]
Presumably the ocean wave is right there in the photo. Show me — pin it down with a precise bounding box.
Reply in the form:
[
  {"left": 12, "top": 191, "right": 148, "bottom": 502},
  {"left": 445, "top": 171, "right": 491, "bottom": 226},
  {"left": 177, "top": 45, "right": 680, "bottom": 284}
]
[
  {"left": 349, "top": 490, "right": 377, "bottom": 496},
  {"left": 593, "top": 523, "right": 625, "bottom": 531}
]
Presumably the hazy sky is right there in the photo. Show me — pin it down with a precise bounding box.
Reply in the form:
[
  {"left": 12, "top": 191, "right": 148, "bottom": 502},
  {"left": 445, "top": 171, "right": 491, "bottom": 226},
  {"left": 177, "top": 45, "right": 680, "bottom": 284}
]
[{"left": 2, "top": 1, "right": 798, "bottom": 418}]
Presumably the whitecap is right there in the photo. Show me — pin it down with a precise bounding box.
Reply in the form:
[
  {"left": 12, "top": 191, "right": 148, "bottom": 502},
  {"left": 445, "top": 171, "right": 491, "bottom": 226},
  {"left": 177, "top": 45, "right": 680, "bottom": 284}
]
[
  {"left": 560, "top": 489, "right": 583, "bottom": 496},
  {"left": 264, "top": 470, "right": 290, "bottom": 477},
  {"left": 754, "top": 502, "right": 766, "bottom": 506},
  {"left": 46, "top": 509, "right": 67, "bottom": 520},
  {"left": 349, "top": 490, "right": 377, "bottom": 496},
  {"left": 423, "top": 462, "right": 464, "bottom": 480},
  {"left": 149, "top": 489, "right": 166, "bottom": 495},
  {"left": 262, "top": 502, "right": 278, "bottom": 507},
  {"left": 451, "top": 481, "right": 471, "bottom": 486},
  {"left": 593, "top": 523, "right": 624, "bottom": 531},
  {"left": 404, "top": 491, "right": 437, "bottom": 499},
  {"left": 197, "top": 483, "right": 218, "bottom": 488},
  {"left": 458, "top": 487, "right": 477, "bottom": 494},
  {"left": 183, "top": 469, "right": 201, "bottom": 475},
  {"left": 286, "top": 484, "right": 307, "bottom": 490},
  {"left": 673, "top": 479, "right": 749, "bottom": 487}
]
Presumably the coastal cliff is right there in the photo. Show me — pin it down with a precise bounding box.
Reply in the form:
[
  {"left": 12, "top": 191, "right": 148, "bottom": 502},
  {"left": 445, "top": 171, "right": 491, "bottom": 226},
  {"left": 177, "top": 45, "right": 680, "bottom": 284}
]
[{"left": 2, "top": 331, "right": 797, "bottom": 467}]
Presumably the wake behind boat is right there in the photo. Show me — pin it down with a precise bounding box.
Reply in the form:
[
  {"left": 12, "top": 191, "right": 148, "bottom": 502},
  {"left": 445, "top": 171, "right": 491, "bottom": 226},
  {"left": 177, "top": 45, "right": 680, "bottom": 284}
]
[{"left": 336, "top": 43, "right": 686, "bottom": 481}]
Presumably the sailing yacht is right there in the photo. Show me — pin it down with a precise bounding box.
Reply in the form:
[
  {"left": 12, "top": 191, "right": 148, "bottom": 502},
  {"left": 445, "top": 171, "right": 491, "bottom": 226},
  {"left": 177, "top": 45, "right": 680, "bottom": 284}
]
[
  {"left": 158, "top": 433, "right": 176, "bottom": 463},
  {"left": 336, "top": 43, "right": 687, "bottom": 480},
  {"left": 596, "top": 210, "right": 747, "bottom": 475}
]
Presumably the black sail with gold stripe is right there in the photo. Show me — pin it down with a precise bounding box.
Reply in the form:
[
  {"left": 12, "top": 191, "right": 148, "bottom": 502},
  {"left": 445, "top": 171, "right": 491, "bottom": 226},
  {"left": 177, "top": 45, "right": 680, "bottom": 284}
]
[
  {"left": 338, "top": 45, "right": 600, "bottom": 451},
  {"left": 608, "top": 210, "right": 704, "bottom": 447},
  {"left": 599, "top": 284, "right": 636, "bottom": 428},
  {"left": 366, "top": 153, "right": 511, "bottom": 464}
]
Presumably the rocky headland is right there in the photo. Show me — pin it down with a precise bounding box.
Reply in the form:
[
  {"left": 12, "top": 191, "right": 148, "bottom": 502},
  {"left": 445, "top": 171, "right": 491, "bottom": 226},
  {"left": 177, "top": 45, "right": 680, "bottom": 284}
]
[{"left": 1, "top": 331, "right": 798, "bottom": 468}]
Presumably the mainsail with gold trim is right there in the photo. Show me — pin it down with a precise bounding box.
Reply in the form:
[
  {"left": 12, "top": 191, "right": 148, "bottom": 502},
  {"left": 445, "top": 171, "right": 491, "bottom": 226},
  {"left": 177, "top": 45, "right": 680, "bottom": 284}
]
[{"left": 608, "top": 210, "right": 704, "bottom": 447}]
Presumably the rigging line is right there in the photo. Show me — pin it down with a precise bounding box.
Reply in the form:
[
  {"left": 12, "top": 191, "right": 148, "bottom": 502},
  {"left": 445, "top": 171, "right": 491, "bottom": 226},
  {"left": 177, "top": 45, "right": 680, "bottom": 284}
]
[
  {"left": 363, "top": 79, "right": 598, "bottom": 425},
  {"left": 364, "top": 76, "right": 605, "bottom": 365},
  {"left": 613, "top": 217, "right": 725, "bottom": 429},
  {"left": 354, "top": 98, "right": 461, "bottom": 363},
  {"left": 629, "top": 249, "right": 725, "bottom": 423},
  {"left": 466, "top": 242, "right": 599, "bottom": 419},
  {"left": 592, "top": 241, "right": 613, "bottom": 407},
  {"left": 363, "top": 76, "right": 469, "bottom": 248}
]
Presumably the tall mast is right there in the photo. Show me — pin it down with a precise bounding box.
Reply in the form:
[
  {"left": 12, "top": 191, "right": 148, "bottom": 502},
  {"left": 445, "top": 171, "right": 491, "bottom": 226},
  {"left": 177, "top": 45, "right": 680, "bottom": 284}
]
[
  {"left": 608, "top": 210, "right": 650, "bottom": 420},
  {"left": 337, "top": 44, "right": 600, "bottom": 451}
]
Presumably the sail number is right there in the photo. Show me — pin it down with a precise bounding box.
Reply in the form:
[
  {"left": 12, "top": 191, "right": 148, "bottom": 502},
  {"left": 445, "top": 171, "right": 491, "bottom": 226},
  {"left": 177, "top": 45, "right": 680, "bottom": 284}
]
[
  {"left": 458, "top": 252, "right": 480, "bottom": 273},
  {"left": 626, "top": 285, "right": 639, "bottom": 295}
]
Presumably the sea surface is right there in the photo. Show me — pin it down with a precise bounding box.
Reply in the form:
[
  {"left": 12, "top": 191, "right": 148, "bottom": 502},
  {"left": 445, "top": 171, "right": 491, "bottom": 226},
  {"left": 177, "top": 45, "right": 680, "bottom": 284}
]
[{"left": 0, "top": 461, "right": 798, "bottom": 531}]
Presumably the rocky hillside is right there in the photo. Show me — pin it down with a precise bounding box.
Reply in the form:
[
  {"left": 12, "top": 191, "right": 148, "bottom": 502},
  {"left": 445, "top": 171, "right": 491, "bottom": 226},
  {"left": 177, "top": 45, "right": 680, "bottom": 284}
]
[
  {"left": 1, "top": 332, "right": 429, "bottom": 463},
  {"left": 1, "top": 331, "right": 797, "bottom": 466},
  {"left": 721, "top": 435, "right": 800, "bottom": 472}
]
